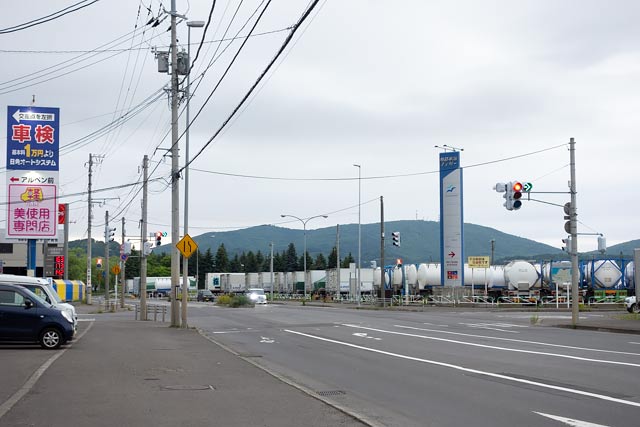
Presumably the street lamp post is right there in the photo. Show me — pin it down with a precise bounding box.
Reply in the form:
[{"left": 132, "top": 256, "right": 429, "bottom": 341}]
[
  {"left": 353, "top": 164, "right": 361, "bottom": 306},
  {"left": 281, "top": 214, "right": 328, "bottom": 299},
  {"left": 181, "top": 20, "right": 205, "bottom": 328}
]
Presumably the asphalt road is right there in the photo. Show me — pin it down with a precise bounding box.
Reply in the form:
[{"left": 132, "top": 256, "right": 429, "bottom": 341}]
[{"left": 188, "top": 303, "right": 640, "bottom": 427}]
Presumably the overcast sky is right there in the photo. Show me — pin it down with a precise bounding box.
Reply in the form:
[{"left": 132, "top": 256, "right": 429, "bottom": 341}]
[{"left": 2, "top": 0, "right": 639, "bottom": 255}]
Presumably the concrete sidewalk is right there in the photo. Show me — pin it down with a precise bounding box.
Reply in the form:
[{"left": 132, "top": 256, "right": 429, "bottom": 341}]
[
  {"left": 1, "top": 308, "right": 368, "bottom": 427},
  {"left": 542, "top": 310, "right": 640, "bottom": 334}
]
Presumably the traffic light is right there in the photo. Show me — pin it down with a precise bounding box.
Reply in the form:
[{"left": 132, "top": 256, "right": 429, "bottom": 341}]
[
  {"left": 562, "top": 236, "right": 571, "bottom": 253},
  {"left": 497, "top": 181, "right": 523, "bottom": 211},
  {"left": 155, "top": 231, "right": 162, "bottom": 246},
  {"left": 392, "top": 231, "right": 401, "bottom": 247},
  {"left": 106, "top": 225, "right": 116, "bottom": 241},
  {"left": 96, "top": 258, "right": 103, "bottom": 268},
  {"left": 511, "top": 182, "right": 523, "bottom": 210}
]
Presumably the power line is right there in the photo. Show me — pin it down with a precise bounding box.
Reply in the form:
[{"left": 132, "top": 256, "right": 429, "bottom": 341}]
[
  {"left": 187, "top": 143, "right": 567, "bottom": 182},
  {"left": 184, "top": 0, "right": 322, "bottom": 174},
  {"left": 0, "top": 0, "right": 100, "bottom": 34}
]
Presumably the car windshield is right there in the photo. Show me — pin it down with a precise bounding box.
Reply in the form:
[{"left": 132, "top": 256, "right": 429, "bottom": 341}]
[
  {"left": 250, "top": 289, "right": 265, "bottom": 295},
  {"left": 21, "top": 287, "right": 52, "bottom": 308},
  {"left": 46, "top": 285, "right": 63, "bottom": 303}
]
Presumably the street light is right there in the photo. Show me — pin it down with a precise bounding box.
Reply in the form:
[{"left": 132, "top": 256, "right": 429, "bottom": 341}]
[
  {"left": 280, "top": 214, "right": 329, "bottom": 299},
  {"left": 181, "top": 19, "right": 205, "bottom": 327},
  {"left": 353, "top": 164, "right": 361, "bottom": 306}
]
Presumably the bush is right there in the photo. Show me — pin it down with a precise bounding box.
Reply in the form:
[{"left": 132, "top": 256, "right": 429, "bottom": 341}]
[
  {"left": 230, "top": 295, "right": 251, "bottom": 308},
  {"left": 217, "top": 294, "right": 252, "bottom": 308},
  {"left": 216, "top": 295, "right": 232, "bottom": 306}
]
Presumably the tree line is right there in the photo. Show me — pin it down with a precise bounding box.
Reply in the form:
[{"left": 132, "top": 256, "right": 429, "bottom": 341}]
[{"left": 64, "top": 242, "right": 354, "bottom": 290}]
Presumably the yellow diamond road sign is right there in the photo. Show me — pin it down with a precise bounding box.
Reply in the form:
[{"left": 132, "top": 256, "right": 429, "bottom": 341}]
[{"left": 177, "top": 234, "right": 198, "bottom": 259}]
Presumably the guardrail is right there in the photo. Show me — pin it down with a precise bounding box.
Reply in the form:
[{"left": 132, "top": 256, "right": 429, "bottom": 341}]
[{"left": 134, "top": 304, "right": 168, "bottom": 322}]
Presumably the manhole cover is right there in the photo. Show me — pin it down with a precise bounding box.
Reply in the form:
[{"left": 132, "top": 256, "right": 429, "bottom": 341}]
[{"left": 161, "top": 385, "right": 215, "bottom": 391}]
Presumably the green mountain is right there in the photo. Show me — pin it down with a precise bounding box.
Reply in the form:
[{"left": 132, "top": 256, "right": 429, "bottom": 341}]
[
  {"left": 72, "top": 221, "right": 640, "bottom": 265},
  {"left": 154, "top": 220, "right": 563, "bottom": 265}
]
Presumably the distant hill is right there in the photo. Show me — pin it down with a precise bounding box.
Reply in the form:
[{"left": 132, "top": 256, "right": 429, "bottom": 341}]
[
  {"left": 150, "top": 220, "right": 562, "bottom": 264},
  {"left": 71, "top": 221, "right": 640, "bottom": 264}
]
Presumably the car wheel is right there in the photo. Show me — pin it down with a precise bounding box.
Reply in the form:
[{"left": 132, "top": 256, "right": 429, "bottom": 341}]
[
  {"left": 39, "top": 327, "right": 63, "bottom": 349},
  {"left": 632, "top": 303, "right": 639, "bottom": 314}
]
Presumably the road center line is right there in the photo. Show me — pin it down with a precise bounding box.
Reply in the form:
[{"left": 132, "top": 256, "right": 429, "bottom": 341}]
[
  {"left": 284, "top": 329, "right": 640, "bottom": 409},
  {"left": 396, "top": 324, "right": 640, "bottom": 357},
  {"left": 341, "top": 324, "right": 640, "bottom": 368}
]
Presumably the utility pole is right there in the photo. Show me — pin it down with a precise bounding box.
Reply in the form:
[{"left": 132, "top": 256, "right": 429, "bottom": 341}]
[
  {"left": 120, "top": 217, "right": 126, "bottom": 309},
  {"left": 86, "top": 154, "right": 94, "bottom": 304},
  {"left": 270, "top": 242, "right": 274, "bottom": 302},
  {"left": 169, "top": 0, "right": 181, "bottom": 327},
  {"left": 336, "top": 224, "right": 340, "bottom": 300},
  {"left": 569, "top": 138, "right": 579, "bottom": 326},
  {"left": 104, "top": 210, "right": 111, "bottom": 310},
  {"left": 380, "top": 196, "right": 385, "bottom": 308},
  {"left": 140, "top": 155, "right": 149, "bottom": 320}
]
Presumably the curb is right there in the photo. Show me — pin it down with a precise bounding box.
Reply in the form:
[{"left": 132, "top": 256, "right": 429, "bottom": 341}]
[{"left": 553, "top": 324, "right": 640, "bottom": 335}]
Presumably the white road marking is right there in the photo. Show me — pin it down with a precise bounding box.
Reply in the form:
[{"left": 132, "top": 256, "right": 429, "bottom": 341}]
[
  {"left": 352, "top": 333, "right": 381, "bottom": 340},
  {"left": 342, "top": 324, "right": 640, "bottom": 368},
  {"left": 629, "top": 342, "right": 640, "bottom": 345},
  {"left": 260, "top": 336, "right": 275, "bottom": 343},
  {"left": 398, "top": 324, "right": 640, "bottom": 357},
  {"left": 459, "top": 322, "right": 524, "bottom": 333},
  {"left": 534, "top": 411, "right": 610, "bottom": 426},
  {"left": 284, "top": 329, "right": 640, "bottom": 408}
]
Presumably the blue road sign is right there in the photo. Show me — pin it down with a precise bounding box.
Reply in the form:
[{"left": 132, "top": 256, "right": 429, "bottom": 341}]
[{"left": 6, "top": 105, "right": 60, "bottom": 171}]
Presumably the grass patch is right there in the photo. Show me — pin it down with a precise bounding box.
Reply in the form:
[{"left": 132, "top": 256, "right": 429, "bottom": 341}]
[
  {"left": 530, "top": 313, "right": 541, "bottom": 325},
  {"left": 617, "top": 313, "right": 640, "bottom": 321}
]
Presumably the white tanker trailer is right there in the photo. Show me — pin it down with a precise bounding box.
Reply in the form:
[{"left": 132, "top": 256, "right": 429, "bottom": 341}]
[
  {"left": 582, "top": 260, "right": 623, "bottom": 288},
  {"left": 373, "top": 267, "right": 391, "bottom": 292},
  {"left": 503, "top": 261, "right": 541, "bottom": 296},
  {"left": 624, "top": 261, "right": 635, "bottom": 289}
]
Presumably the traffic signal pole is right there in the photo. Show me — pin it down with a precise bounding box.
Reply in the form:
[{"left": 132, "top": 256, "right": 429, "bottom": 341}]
[{"left": 569, "top": 138, "right": 579, "bottom": 326}]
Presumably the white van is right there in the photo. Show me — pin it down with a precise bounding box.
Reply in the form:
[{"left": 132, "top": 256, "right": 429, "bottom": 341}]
[{"left": 0, "top": 274, "right": 78, "bottom": 328}]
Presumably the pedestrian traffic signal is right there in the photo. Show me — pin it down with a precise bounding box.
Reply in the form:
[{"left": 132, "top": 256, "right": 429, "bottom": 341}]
[
  {"left": 155, "top": 231, "right": 162, "bottom": 246},
  {"left": 561, "top": 236, "right": 571, "bottom": 253},
  {"left": 392, "top": 231, "right": 401, "bottom": 247}
]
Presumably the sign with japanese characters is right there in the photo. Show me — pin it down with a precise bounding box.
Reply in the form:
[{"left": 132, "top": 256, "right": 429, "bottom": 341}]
[
  {"left": 439, "top": 151, "right": 463, "bottom": 287},
  {"left": 7, "top": 183, "right": 58, "bottom": 238},
  {"left": 6, "top": 106, "right": 59, "bottom": 171},
  {"left": 467, "top": 256, "right": 490, "bottom": 269}
]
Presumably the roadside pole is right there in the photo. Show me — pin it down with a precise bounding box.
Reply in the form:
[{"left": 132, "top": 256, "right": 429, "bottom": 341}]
[
  {"left": 569, "top": 138, "right": 579, "bottom": 326},
  {"left": 380, "top": 196, "right": 385, "bottom": 308}
]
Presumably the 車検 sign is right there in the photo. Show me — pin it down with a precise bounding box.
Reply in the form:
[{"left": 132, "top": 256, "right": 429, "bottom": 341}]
[
  {"left": 6, "top": 105, "right": 60, "bottom": 240},
  {"left": 6, "top": 106, "right": 59, "bottom": 170}
]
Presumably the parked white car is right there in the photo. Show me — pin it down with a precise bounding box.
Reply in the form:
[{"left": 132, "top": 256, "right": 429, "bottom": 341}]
[
  {"left": 625, "top": 295, "right": 638, "bottom": 313},
  {"left": 0, "top": 274, "right": 77, "bottom": 328}
]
